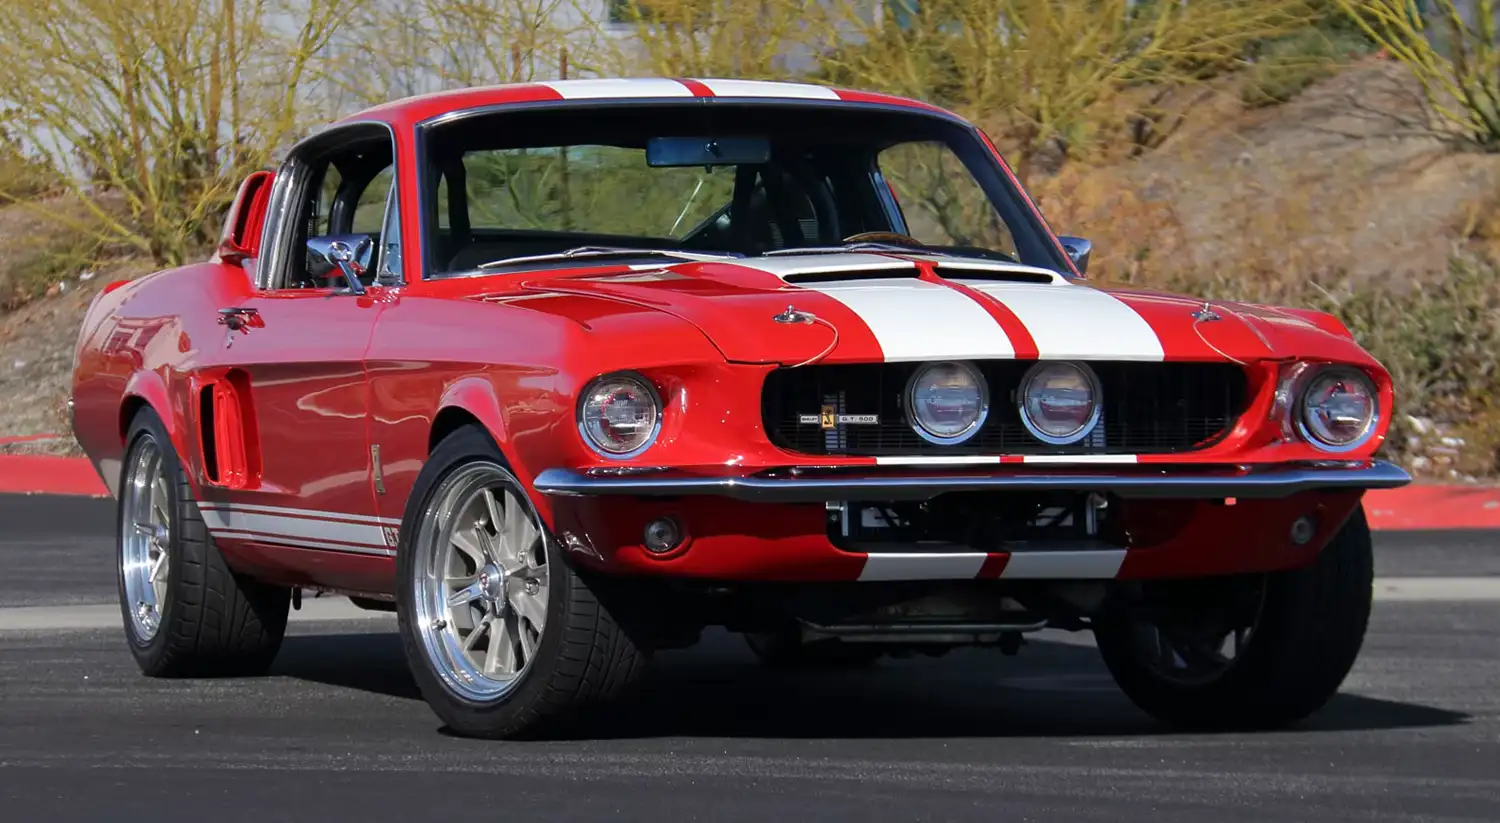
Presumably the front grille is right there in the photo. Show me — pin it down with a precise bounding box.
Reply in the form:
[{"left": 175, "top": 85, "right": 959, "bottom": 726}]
[{"left": 761, "top": 361, "right": 1249, "bottom": 456}]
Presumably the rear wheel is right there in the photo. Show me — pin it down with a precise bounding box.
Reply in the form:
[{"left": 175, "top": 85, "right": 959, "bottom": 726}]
[
  {"left": 117, "top": 407, "right": 290, "bottom": 677},
  {"left": 1093, "top": 506, "right": 1374, "bottom": 729},
  {"left": 396, "top": 424, "right": 648, "bottom": 739}
]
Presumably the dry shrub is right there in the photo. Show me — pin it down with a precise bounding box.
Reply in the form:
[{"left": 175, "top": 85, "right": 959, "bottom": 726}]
[{"left": 811, "top": 0, "right": 1314, "bottom": 173}]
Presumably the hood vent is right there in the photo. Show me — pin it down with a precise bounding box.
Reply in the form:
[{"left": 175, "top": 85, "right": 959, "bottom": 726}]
[
  {"left": 930, "top": 261, "right": 1066, "bottom": 285},
  {"left": 780, "top": 269, "right": 924, "bottom": 284}
]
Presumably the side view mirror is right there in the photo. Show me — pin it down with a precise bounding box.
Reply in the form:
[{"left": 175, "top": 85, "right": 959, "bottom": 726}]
[
  {"left": 307, "top": 234, "right": 373, "bottom": 295},
  {"left": 1058, "top": 235, "right": 1091, "bottom": 276}
]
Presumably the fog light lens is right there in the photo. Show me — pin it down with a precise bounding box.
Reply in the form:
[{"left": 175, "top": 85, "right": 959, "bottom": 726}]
[
  {"left": 1018, "top": 361, "right": 1101, "bottom": 445},
  {"left": 643, "top": 517, "right": 683, "bottom": 554},
  {"left": 1290, "top": 515, "right": 1317, "bottom": 545}
]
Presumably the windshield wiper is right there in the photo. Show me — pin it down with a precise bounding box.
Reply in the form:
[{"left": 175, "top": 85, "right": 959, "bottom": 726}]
[
  {"left": 760, "top": 241, "right": 1018, "bottom": 263},
  {"left": 761, "top": 242, "right": 923, "bottom": 257},
  {"left": 477, "top": 246, "right": 739, "bottom": 270}
]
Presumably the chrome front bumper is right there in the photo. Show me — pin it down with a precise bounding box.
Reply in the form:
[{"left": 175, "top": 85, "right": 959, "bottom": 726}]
[{"left": 531, "top": 460, "right": 1412, "bottom": 504}]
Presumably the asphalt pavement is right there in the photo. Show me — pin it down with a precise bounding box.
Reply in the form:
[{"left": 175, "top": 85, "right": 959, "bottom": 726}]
[{"left": 1, "top": 493, "right": 1497, "bottom": 822}]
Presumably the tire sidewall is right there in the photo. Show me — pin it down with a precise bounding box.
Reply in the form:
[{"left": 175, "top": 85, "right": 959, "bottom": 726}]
[
  {"left": 1094, "top": 506, "right": 1375, "bottom": 726},
  {"left": 117, "top": 409, "right": 185, "bottom": 666},
  {"left": 395, "top": 425, "right": 571, "bottom": 730}
]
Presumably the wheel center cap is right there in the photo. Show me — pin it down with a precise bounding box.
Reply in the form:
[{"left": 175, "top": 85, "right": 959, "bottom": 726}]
[{"left": 478, "top": 564, "right": 505, "bottom": 602}]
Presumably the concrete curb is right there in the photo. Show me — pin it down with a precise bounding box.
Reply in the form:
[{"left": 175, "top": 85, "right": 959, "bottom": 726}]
[{"left": 3, "top": 453, "right": 1497, "bottom": 532}]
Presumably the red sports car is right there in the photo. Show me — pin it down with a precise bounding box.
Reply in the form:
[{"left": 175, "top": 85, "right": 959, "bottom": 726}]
[{"left": 69, "top": 77, "right": 1411, "bottom": 739}]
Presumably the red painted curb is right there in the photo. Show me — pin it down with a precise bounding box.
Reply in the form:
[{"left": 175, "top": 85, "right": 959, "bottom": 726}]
[
  {"left": 1, "top": 455, "right": 1498, "bottom": 530},
  {"left": 0, "top": 454, "right": 108, "bottom": 497}
]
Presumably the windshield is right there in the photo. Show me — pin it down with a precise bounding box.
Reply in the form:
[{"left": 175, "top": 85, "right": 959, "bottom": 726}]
[{"left": 417, "top": 102, "right": 1069, "bottom": 277}]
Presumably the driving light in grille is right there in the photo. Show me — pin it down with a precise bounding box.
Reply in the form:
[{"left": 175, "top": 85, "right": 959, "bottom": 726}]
[
  {"left": 1296, "top": 366, "right": 1378, "bottom": 452},
  {"left": 1018, "top": 361, "right": 1102, "bottom": 445},
  {"left": 578, "top": 372, "right": 661, "bottom": 459},
  {"left": 905, "top": 361, "right": 988, "bottom": 444}
]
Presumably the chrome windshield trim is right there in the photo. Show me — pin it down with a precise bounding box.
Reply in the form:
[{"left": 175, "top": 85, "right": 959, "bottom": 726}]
[{"left": 531, "top": 461, "right": 1412, "bottom": 504}]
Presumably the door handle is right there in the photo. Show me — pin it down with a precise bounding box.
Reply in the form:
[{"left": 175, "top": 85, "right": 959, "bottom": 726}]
[{"left": 217, "top": 306, "right": 260, "bottom": 331}]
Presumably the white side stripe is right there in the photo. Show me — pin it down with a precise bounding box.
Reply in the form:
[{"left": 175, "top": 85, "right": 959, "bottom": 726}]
[
  {"left": 696, "top": 78, "right": 841, "bottom": 99},
  {"left": 858, "top": 553, "right": 988, "bottom": 581},
  {"left": 1000, "top": 550, "right": 1127, "bottom": 579},
  {"left": 197, "top": 502, "right": 400, "bottom": 525},
  {"left": 802, "top": 278, "right": 1015, "bottom": 362},
  {"left": 201, "top": 509, "right": 390, "bottom": 548},
  {"left": 540, "top": 78, "right": 694, "bottom": 98},
  {"left": 209, "top": 531, "right": 395, "bottom": 557},
  {"left": 965, "top": 282, "right": 1165, "bottom": 361}
]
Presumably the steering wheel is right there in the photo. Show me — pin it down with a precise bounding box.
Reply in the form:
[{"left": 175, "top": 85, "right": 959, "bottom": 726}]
[{"left": 841, "top": 231, "right": 925, "bottom": 247}]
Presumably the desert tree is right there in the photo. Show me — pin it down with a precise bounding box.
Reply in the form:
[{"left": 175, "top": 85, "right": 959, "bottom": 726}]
[
  {"left": 0, "top": 0, "right": 362, "bottom": 265},
  {"left": 1334, "top": 0, "right": 1500, "bottom": 150}
]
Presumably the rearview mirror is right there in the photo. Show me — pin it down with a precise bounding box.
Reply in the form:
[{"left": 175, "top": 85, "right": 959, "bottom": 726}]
[
  {"left": 647, "top": 136, "right": 770, "bottom": 167},
  {"left": 1058, "top": 235, "right": 1091, "bottom": 275},
  {"left": 307, "top": 234, "right": 373, "bottom": 294}
]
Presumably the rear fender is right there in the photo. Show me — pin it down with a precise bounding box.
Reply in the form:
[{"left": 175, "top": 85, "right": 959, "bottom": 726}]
[{"left": 113, "top": 370, "right": 194, "bottom": 499}]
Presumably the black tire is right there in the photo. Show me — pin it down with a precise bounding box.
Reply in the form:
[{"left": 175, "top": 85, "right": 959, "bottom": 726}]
[
  {"left": 395, "top": 424, "right": 649, "bottom": 739},
  {"left": 117, "top": 407, "right": 290, "bottom": 677},
  {"left": 744, "top": 630, "right": 884, "bottom": 669},
  {"left": 1093, "top": 505, "right": 1374, "bottom": 729}
]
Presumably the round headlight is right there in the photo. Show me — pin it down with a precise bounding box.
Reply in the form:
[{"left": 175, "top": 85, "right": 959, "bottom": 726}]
[
  {"left": 578, "top": 373, "right": 661, "bottom": 458},
  {"left": 906, "top": 361, "right": 988, "bottom": 444},
  {"left": 1297, "top": 367, "right": 1378, "bottom": 451},
  {"left": 1019, "top": 362, "right": 1101, "bottom": 445}
]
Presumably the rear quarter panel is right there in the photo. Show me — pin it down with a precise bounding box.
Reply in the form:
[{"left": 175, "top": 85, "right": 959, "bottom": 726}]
[{"left": 71, "top": 263, "right": 253, "bottom": 496}]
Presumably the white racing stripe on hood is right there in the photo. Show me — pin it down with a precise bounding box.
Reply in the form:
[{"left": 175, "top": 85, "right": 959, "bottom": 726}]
[
  {"left": 809, "top": 278, "right": 1015, "bottom": 361},
  {"left": 734, "top": 254, "right": 1013, "bottom": 361},
  {"left": 959, "top": 280, "right": 1165, "bottom": 361}
]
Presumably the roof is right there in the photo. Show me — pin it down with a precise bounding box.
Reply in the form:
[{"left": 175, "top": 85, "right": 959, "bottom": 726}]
[{"left": 338, "top": 77, "right": 961, "bottom": 129}]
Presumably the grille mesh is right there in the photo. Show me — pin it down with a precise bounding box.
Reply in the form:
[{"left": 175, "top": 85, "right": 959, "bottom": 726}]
[{"left": 761, "top": 361, "right": 1250, "bottom": 456}]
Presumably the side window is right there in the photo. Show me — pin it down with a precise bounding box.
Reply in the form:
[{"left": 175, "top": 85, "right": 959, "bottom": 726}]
[
  {"left": 352, "top": 167, "right": 394, "bottom": 233},
  {"left": 263, "top": 124, "right": 398, "bottom": 290},
  {"left": 877, "top": 141, "right": 1018, "bottom": 259}
]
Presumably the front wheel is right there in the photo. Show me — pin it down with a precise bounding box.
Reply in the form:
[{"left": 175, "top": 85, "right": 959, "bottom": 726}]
[
  {"left": 395, "top": 424, "right": 649, "bottom": 739},
  {"left": 1093, "top": 506, "right": 1374, "bottom": 729}
]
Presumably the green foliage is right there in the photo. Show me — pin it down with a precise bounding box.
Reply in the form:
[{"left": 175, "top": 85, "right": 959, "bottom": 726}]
[{"left": 1241, "top": 25, "right": 1375, "bottom": 107}]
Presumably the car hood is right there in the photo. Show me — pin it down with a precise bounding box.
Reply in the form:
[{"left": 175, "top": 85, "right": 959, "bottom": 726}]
[{"left": 501, "top": 252, "right": 1367, "bottom": 366}]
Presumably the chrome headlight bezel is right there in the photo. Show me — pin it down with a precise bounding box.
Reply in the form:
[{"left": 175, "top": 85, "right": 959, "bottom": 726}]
[
  {"left": 1017, "top": 361, "right": 1103, "bottom": 446},
  {"left": 1294, "top": 365, "right": 1380, "bottom": 453},
  {"left": 576, "top": 371, "right": 663, "bottom": 460},
  {"left": 904, "top": 361, "right": 989, "bottom": 445}
]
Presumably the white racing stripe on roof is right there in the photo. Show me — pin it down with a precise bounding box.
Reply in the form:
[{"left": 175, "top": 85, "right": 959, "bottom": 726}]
[
  {"left": 539, "top": 78, "right": 695, "bottom": 99},
  {"left": 967, "top": 282, "right": 1165, "bottom": 361},
  {"left": 695, "top": 79, "right": 841, "bottom": 99}
]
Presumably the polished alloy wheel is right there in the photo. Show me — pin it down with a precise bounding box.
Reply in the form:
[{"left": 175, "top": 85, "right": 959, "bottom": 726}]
[
  {"left": 121, "top": 435, "right": 172, "bottom": 641},
  {"left": 413, "top": 462, "right": 550, "bottom": 702}
]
